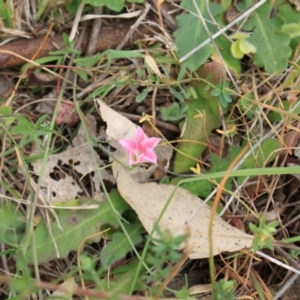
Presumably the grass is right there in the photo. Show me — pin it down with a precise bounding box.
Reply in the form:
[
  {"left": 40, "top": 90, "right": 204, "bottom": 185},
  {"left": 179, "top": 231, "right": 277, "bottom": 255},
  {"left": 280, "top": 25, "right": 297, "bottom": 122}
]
[{"left": 0, "top": 0, "right": 300, "bottom": 299}]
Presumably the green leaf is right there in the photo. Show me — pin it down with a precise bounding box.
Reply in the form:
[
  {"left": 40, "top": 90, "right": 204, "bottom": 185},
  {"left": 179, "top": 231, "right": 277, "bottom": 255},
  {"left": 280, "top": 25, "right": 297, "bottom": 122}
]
[
  {"left": 160, "top": 102, "right": 187, "bottom": 122},
  {"left": 172, "top": 63, "right": 225, "bottom": 173},
  {"left": 82, "top": 0, "right": 125, "bottom": 11},
  {"left": 101, "top": 223, "right": 144, "bottom": 267},
  {"left": 214, "top": 34, "right": 241, "bottom": 77},
  {"left": 177, "top": 145, "right": 241, "bottom": 197},
  {"left": 109, "top": 260, "right": 145, "bottom": 294},
  {"left": 242, "top": 138, "right": 281, "bottom": 169},
  {"left": 24, "top": 190, "right": 129, "bottom": 264},
  {"left": 277, "top": 1, "right": 300, "bottom": 54},
  {"left": 282, "top": 23, "right": 300, "bottom": 39},
  {"left": 239, "top": 39, "right": 257, "bottom": 54},
  {"left": 177, "top": 64, "right": 187, "bottom": 82},
  {"left": 174, "top": 1, "right": 223, "bottom": 71},
  {"left": 268, "top": 100, "right": 300, "bottom": 122},
  {"left": 237, "top": 93, "right": 258, "bottom": 118},
  {"left": 231, "top": 40, "right": 244, "bottom": 59},
  {"left": 242, "top": 1, "right": 291, "bottom": 74},
  {"left": 136, "top": 90, "right": 148, "bottom": 103},
  {"left": 0, "top": 105, "right": 12, "bottom": 116},
  {"left": 168, "top": 86, "right": 185, "bottom": 103},
  {"left": 237, "top": 138, "right": 281, "bottom": 184}
]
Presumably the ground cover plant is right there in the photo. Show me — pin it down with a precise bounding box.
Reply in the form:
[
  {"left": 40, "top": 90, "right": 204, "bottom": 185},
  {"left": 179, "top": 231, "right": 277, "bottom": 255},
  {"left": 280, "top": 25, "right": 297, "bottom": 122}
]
[{"left": 0, "top": 0, "right": 300, "bottom": 299}]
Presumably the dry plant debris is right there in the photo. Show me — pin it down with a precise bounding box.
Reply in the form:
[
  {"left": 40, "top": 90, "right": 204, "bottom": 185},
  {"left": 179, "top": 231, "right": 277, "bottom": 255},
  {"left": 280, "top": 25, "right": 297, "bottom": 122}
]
[{"left": 0, "top": 0, "right": 300, "bottom": 299}]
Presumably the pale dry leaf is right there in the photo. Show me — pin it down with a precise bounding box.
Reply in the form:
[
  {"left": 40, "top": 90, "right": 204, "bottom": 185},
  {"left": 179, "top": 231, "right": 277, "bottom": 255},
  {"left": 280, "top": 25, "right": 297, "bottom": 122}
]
[
  {"left": 31, "top": 115, "right": 115, "bottom": 203},
  {"left": 144, "top": 54, "right": 162, "bottom": 78},
  {"left": 188, "top": 284, "right": 212, "bottom": 295},
  {"left": 112, "top": 163, "right": 253, "bottom": 259},
  {"left": 289, "top": 0, "right": 300, "bottom": 11},
  {"left": 50, "top": 277, "right": 77, "bottom": 299}
]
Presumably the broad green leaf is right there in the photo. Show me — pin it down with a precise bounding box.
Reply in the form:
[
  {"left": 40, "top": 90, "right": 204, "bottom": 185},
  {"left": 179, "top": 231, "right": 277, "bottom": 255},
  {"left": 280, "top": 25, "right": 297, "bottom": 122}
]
[
  {"left": 174, "top": 1, "right": 223, "bottom": 71},
  {"left": 24, "top": 190, "right": 129, "bottom": 264},
  {"left": 242, "top": 1, "right": 291, "bottom": 74},
  {"left": 101, "top": 223, "right": 144, "bottom": 267},
  {"left": 277, "top": 1, "right": 300, "bottom": 53},
  {"left": 82, "top": 0, "right": 124, "bottom": 11},
  {"left": 173, "top": 63, "right": 226, "bottom": 173},
  {"left": 172, "top": 97, "right": 220, "bottom": 174}
]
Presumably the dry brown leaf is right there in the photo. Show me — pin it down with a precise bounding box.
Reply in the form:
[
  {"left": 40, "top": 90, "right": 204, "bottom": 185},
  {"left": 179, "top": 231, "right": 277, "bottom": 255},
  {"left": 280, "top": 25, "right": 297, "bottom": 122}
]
[
  {"left": 50, "top": 277, "right": 77, "bottom": 299},
  {"left": 31, "top": 115, "right": 114, "bottom": 203},
  {"left": 113, "top": 163, "right": 253, "bottom": 259}
]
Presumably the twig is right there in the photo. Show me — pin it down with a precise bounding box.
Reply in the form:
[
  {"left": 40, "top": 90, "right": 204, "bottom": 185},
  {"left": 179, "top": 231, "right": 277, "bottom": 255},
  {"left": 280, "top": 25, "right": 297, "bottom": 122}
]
[
  {"left": 86, "top": 6, "right": 103, "bottom": 56},
  {"left": 273, "top": 272, "right": 299, "bottom": 300},
  {"left": 116, "top": 3, "right": 151, "bottom": 50}
]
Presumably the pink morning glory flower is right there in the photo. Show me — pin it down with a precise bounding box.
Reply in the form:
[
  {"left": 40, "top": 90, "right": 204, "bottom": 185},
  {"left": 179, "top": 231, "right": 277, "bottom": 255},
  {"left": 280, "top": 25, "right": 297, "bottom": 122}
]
[{"left": 119, "top": 127, "right": 161, "bottom": 165}]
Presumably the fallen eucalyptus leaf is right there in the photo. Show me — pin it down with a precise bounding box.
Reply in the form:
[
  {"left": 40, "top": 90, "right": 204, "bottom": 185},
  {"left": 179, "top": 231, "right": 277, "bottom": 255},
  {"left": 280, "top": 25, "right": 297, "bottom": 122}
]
[{"left": 113, "top": 163, "right": 253, "bottom": 259}]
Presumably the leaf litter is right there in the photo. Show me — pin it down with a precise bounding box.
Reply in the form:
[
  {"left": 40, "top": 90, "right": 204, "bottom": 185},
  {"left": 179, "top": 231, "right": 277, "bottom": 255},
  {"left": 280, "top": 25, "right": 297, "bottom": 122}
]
[
  {"left": 31, "top": 114, "right": 115, "bottom": 203},
  {"left": 1, "top": 0, "right": 300, "bottom": 299}
]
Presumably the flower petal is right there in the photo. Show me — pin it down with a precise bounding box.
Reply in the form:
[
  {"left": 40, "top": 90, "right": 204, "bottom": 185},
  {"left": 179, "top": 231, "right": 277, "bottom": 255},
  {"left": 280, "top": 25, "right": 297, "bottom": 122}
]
[
  {"left": 137, "top": 148, "right": 158, "bottom": 164},
  {"left": 119, "top": 139, "right": 136, "bottom": 155},
  {"left": 134, "top": 127, "right": 147, "bottom": 145},
  {"left": 141, "top": 137, "right": 161, "bottom": 150},
  {"left": 118, "top": 127, "right": 161, "bottom": 165}
]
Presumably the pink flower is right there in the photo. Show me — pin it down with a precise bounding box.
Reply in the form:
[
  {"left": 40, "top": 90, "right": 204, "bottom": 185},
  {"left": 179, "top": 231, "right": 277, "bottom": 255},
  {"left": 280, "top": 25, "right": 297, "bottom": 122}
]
[{"left": 119, "top": 127, "right": 161, "bottom": 165}]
